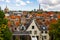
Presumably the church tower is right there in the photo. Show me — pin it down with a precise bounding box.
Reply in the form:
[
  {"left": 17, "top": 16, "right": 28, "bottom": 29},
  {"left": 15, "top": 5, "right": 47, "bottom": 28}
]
[{"left": 4, "top": 5, "right": 9, "bottom": 13}]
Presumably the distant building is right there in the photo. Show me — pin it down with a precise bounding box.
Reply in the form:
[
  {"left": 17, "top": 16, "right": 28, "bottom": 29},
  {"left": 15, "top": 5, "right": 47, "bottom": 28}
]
[
  {"left": 4, "top": 9, "right": 23, "bottom": 29},
  {"left": 4, "top": 6, "right": 9, "bottom": 13},
  {"left": 37, "top": 4, "right": 43, "bottom": 12}
]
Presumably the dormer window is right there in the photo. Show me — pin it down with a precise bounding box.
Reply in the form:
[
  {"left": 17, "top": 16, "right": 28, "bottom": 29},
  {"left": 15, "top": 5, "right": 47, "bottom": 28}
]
[
  {"left": 15, "top": 28, "right": 17, "bottom": 30},
  {"left": 14, "top": 27, "right": 17, "bottom": 31},
  {"left": 20, "top": 25, "right": 26, "bottom": 30},
  {"left": 41, "top": 25, "right": 47, "bottom": 30},
  {"left": 43, "top": 27, "right": 45, "bottom": 30},
  {"left": 21, "top": 27, "right": 24, "bottom": 30},
  {"left": 32, "top": 26, "right": 34, "bottom": 29}
]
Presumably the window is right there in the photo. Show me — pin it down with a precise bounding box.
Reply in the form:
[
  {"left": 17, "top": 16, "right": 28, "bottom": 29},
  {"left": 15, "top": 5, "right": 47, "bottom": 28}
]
[
  {"left": 21, "top": 27, "right": 24, "bottom": 30},
  {"left": 42, "top": 36, "right": 47, "bottom": 40},
  {"left": 42, "top": 19, "right": 45, "bottom": 22},
  {"left": 34, "top": 31, "right": 37, "bottom": 34},
  {"left": 43, "top": 27, "right": 45, "bottom": 30},
  {"left": 36, "top": 36, "right": 39, "bottom": 40},
  {"left": 21, "top": 25, "right": 26, "bottom": 30},
  {"left": 14, "top": 28, "right": 17, "bottom": 31},
  {"left": 13, "top": 35, "right": 16, "bottom": 40},
  {"left": 44, "top": 36, "right": 46, "bottom": 39},
  {"left": 30, "top": 31, "right": 32, "bottom": 34},
  {"left": 15, "top": 28, "right": 17, "bottom": 30},
  {"left": 14, "top": 13, "right": 17, "bottom": 15},
  {"left": 45, "top": 31, "right": 47, "bottom": 33},
  {"left": 41, "top": 31, "right": 43, "bottom": 33},
  {"left": 32, "top": 36, "right": 35, "bottom": 37},
  {"left": 32, "top": 26, "right": 34, "bottom": 29},
  {"left": 15, "top": 18, "right": 18, "bottom": 21},
  {"left": 11, "top": 21, "right": 14, "bottom": 25}
]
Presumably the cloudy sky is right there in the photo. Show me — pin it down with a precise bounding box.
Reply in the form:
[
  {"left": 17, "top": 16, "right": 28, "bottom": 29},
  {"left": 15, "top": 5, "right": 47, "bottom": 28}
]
[{"left": 0, "top": 0, "right": 60, "bottom": 11}]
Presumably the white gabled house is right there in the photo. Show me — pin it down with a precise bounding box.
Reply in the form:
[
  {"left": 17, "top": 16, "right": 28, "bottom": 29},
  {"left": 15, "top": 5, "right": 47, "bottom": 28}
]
[
  {"left": 26, "top": 19, "right": 49, "bottom": 40},
  {"left": 12, "top": 19, "right": 49, "bottom": 40},
  {"left": 26, "top": 19, "right": 40, "bottom": 40}
]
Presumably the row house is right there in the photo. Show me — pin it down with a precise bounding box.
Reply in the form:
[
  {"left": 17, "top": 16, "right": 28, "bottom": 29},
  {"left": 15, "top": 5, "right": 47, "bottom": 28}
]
[{"left": 4, "top": 6, "right": 59, "bottom": 40}]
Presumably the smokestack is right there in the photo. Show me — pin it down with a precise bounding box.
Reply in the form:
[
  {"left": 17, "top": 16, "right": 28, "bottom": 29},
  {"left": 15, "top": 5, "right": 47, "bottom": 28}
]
[{"left": 39, "top": 4, "right": 40, "bottom": 10}]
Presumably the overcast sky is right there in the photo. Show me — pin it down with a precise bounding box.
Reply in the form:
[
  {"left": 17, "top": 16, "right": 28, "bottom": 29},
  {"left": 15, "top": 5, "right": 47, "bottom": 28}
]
[{"left": 0, "top": 0, "right": 60, "bottom": 11}]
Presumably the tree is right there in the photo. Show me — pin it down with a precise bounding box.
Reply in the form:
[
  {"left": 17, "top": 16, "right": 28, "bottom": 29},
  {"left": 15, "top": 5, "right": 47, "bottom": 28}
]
[
  {"left": 49, "top": 19, "right": 60, "bottom": 40},
  {"left": 0, "top": 10, "right": 12, "bottom": 40}
]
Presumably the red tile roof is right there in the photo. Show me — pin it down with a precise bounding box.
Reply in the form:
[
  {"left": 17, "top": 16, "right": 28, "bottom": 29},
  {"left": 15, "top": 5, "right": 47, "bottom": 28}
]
[
  {"left": 15, "top": 21, "right": 20, "bottom": 26},
  {"left": 8, "top": 21, "right": 11, "bottom": 27},
  {"left": 10, "top": 15, "right": 16, "bottom": 19},
  {"left": 57, "top": 15, "right": 60, "bottom": 19},
  {"left": 50, "top": 19, "right": 57, "bottom": 24}
]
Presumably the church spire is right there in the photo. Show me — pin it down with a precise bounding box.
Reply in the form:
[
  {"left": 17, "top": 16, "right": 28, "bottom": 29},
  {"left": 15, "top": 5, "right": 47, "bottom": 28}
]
[{"left": 4, "top": 5, "right": 9, "bottom": 13}]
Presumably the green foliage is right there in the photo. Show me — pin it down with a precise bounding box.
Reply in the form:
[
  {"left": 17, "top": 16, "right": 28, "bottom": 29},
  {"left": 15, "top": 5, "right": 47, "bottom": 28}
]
[
  {"left": 0, "top": 10, "right": 12, "bottom": 40},
  {"left": 37, "top": 12, "right": 42, "bottom": 14},
  {"left": 49, "top": 19, "right": 60, "bottom": 40},
  {"left": 0, "top": 11, "right": 5, "bottom": 19},
  {"left": 15, "top": 37, "right": 19, "bottom": 40}
]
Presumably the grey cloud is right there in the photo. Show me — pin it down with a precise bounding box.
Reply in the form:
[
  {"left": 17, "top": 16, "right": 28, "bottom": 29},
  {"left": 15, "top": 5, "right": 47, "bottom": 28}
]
[
  {"left": 37, "top": 0, "right": 60, "bottom": 11},
  {"left": 37, "top": 0, "right": 60, "bottom": 6}
]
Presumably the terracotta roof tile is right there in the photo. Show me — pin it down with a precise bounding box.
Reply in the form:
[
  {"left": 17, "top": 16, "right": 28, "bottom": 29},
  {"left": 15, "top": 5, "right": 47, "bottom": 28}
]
[
  {"left": 36, "top": 14, "right": 42, "bottom": 16},
  {"left": 47, "top": 12, "right": 54, "bottom": 16},
  {"left": 50, "top": 19, "right": 57, "bottom": 24},
  {"left": 10, "top": 15, "right": 16, "bottom": 19},
  {"left": 45, "top": 20, "right": 50, "bottom": 25},
  {"left": 15, "top": 21, "right": 20, "bottom": 26},
  {"left": 16, "top": 16, "right": 21, "bottom": 19},
  {"left": 8, "top": 21, "right": 11, "bottom": 27},
  {"left": 57, "top": 15, "right": 60, "bottom": 19}
]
